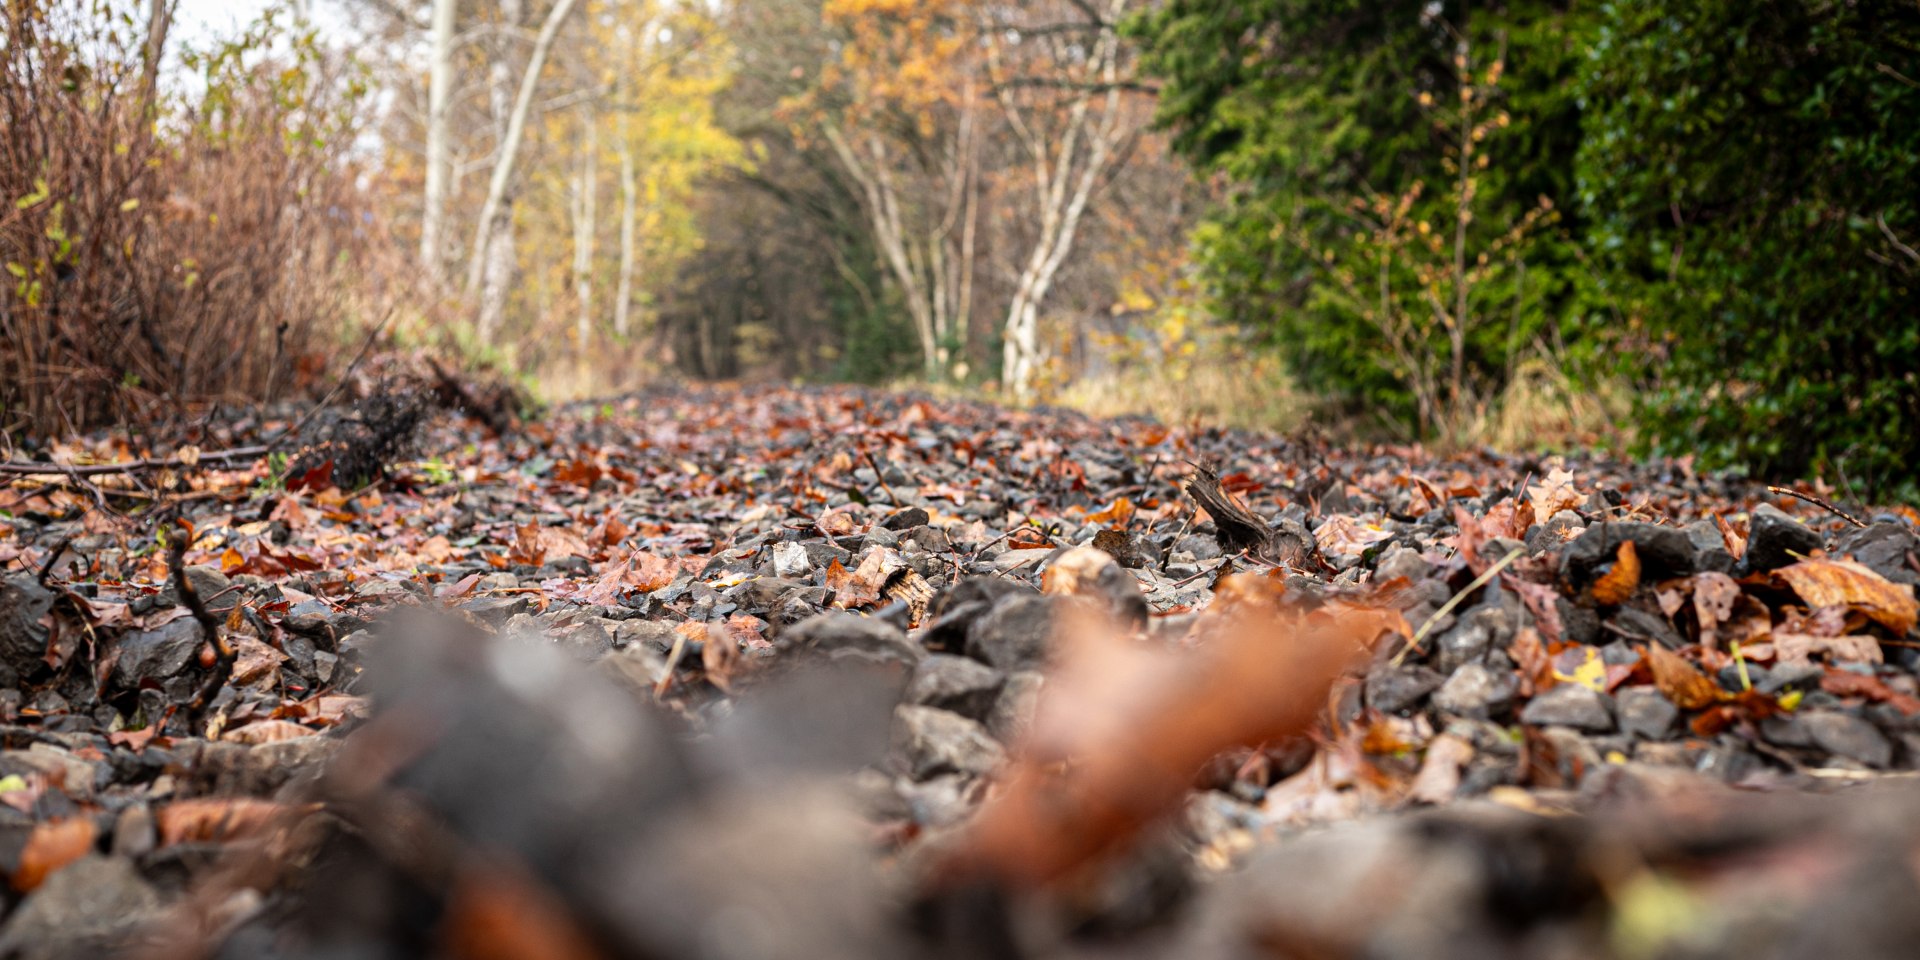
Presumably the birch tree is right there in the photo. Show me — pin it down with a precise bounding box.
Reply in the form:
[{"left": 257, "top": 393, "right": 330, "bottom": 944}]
[
  {"left": 464, "top": 0, "right": 583, "bottom": 341},
  {"left": 419, "top": 0, "right": 456, "bottom": 278}
]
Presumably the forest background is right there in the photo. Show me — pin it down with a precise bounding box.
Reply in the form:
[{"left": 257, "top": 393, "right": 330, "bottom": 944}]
[{"left": 2, "top": 0, "right": 1916, "bottom": 496}]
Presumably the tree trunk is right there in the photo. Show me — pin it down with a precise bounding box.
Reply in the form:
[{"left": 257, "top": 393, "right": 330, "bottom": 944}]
[
  {"left": 615, "top": 129, "right": 638, "bottom": 338},
  {"left": 464, "top": 0, "right": 583, "bottom": 310},
  {"left": 573, "top": 112, "right": 597, "bottom": 348},
  {"left": 419, "top": 0, "right": 456, "bottom": 279}
]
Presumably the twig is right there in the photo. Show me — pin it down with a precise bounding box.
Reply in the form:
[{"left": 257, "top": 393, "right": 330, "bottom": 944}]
[
  {"left": 860, "top": 449, "right": 901, "bottom": 506},
  {"left": 1766, "top": 485, "right": 1866, "bottom": 529},
  {"left": 0, "top": 445, "right": 268, "bottom": 477},
  {"left": 1390, "top": 547, "right": 1524, "bottom": 668},
  {"left": 170, "top": 521, "right": 235, "bottom": 729},
  {"left": 36, "top": 535, "right": 74, "bottom": 587}
]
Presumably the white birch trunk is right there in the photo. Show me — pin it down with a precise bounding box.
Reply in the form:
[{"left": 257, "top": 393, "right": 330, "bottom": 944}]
[
  {"left": 419, "top": 0, "right": 456, "bottom": 279},
  {"left": 464, "top": 0, "right": 583, "bottom": 310},
  {"left": 573, "top": 114, "right": 597, "bottom": 348}
]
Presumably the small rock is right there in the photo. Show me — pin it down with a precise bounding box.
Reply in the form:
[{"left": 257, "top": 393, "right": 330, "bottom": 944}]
[
  {"left": 905, "top": 655, "right": 1005, "bottom": 722},
  {"left": 897, "top": 773, "right": 978, "bottom": 827},
  {"left": 989, "top": 671, "right": 1045, "bottom": 742},
  {"left": 0, "top": 855, "right": 164, "bottom": 959},
  {"left": 111, "top": 619, "right": 205, "bottom": 687},
  {"left": 615, "top": 619, "right": 680, "bottom": 654},
  {"left": 1834, "top": 522, "right": 1919, "bottom": 585},
  {"left": 1365, "top": 665, "right": 1444, "bottom": 714},
  {"left": 1607, "top": 607, "right": 1684, "bottom": 649},
  {"left": 1373, "top": 546, "right": 1432, "bottom": 585},
  {"left": 1615, "top": 687, "right": 1679, "bottom": 740},
  {"left": 1743, "top": 503, "right": 1824, "bottom": 574},
  {"left": 1682, "top": 520, "right": 1735, "bottom": 574},
  {"left": 0, "top": 573, "right": 56, "bottom": 680},
  {"left": 965, "top": 594, "right": 1058, "bottom": 671},
  {"left": 1526, "top": 510, "right": 1587, "bottom": 555},
  {"left": 777, "top": 612, "right": 922, "bottom": 669},
  {"left": 1431, "top": 664, "right": 1515, "bottom": 720},
  {"left": 1562, "top": 522, "right": 1696, "bottom": 587},
  {"left": 1520, "top": 684, "right": 1615, "bottom": 732},
  {"left": 881, "top": 507, "right": 931, "bottom": 531},
  {"left": 1802, "top": 711, "right": 1893, "bottom": 768},
  {"left": 769, "top": 541, "right": 812, "bottom": 579},
  {"left": 893, "top": 705, "right": 1005, "bottom": 780}
]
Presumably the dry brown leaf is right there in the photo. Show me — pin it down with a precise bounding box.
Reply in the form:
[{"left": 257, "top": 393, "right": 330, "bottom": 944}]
[
  {"left": 221, "top": 719, "right": 320, "bottom": 745},
  {"left": 939, "top": 574, "right": 1391, "bottom": 888},
  {"left": 1590, "top": 540, "right": 1641, "bottom": 606},
  {"left": 443, "top": 856, "right": 606, "bottom": 960},
  {"left": 1527, "top": 468, "right": 1582, "bottom": 518},
  {"left": 1773, "top": 632, "right": 1883, "bottom": 667},
  {"left": 1313, "top": 514, "right": 1394, "bottom": 558},
  {"left": 1774, "top": 559, "right": 1918, "bottom": 635},
  {"left": 157, "top": 798, "right": 299, "bottom": 847},
  {"left": 1408, "top": 733, "right": 1474, "bottom": 805},
  {"left": 1642, "top": 644, "right": 1721, "bottom": 711},
  {"left": 11, "top": 818, "right": 97, "bottom": 892}
]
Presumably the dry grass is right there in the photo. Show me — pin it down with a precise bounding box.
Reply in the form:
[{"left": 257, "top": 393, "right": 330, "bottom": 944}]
[{"left": 1052, "top": 343, "right": 1305, "bottom": 434}]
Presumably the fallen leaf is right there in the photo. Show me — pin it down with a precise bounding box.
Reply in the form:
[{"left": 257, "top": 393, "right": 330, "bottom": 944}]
[
  {"left": 1821, "top": 671, "right": 1920, "bottom": 715},
  {"left": 1773, "top": 632, "right": 1883, "bottom": 667},
  {"left": 1642, "top": 644, "right": 1720, "bottom": 711},
  {"left": 1774, "top": 559, "right": 1918, "bottom": 635},
  {"left": 157, "top": 798, "right": 300, "bottom": 847},
  {"left": 221, "top": 719, "right": 319, "bottom": 745},
  {"left": 1527, "top": 468, "right": 1582, "bottom": 519},
  {"left": 11, "top": 818, "right": 97, "bottom": 892},
  {"left": 1552, "top": 645, "right": 1608, "bottom": 692},
  {"left": 1590, "top": 540, "right": 1641, "bottom": 606},
  {"left": 1408, "top": 733, "right": 1474, "bottom": 805}
]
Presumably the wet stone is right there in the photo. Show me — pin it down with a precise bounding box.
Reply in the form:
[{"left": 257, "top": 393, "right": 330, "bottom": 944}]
[
  {"left": 1835, "top": 522, "right": 1919, "bottom": 586},
  {"left": 1743, "top": 503, "right": 1824, "bottom": 574},
  {"left": 1563, "top": 522, "right": 1696, "bottom": 586},
  {"left": 1520, "top": 684, "right": 1615, "bottom": 733},
  {"left": 1682, "top": 520, "right": 1735, "bottom": 574}
]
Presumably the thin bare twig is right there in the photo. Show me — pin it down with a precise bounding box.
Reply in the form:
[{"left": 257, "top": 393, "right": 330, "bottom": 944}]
[{"left": 1767, "top": 485, "right": 1866, "bottom": 529}]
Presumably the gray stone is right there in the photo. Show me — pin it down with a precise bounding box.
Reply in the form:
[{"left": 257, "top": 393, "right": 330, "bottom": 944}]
[
  {"left": 1520, "top": 684, "right": 1615, "bottom": 732},
  {"left": 905, "top": 655, "right": 1005, "bottom": 722},
  {"left": 1563, "top": 522, "right": 1697, "bottom": 586},
  {"left": 616, "top": 619, "right": 680, "bottom": 654},
  {"left": 989, "top": 671, "right": 1046, "bottom": 742},
  {"left": 1682, "top": 520, "right": 1735, "bottom": 574},
  {"left": 1373, "top": 546, "right": 1432, "bottom": 584},
  {"left": 770, "top": 541, "right": 812, "bottom": 579},
  {"left": 1431, "top": 664, "right": 1515, "bottom": 719},
  {"left": 1615, "top": 687, "right": 1680, "bottom": 740},
  {"left": 1835, "top": 522, "right": 1919, "bottom": 585},
  {"left": 1527, "top": 510, "right": 1587, "bottom": 555},
  {"left": 897, "top": 773, "right": 977, "bottom": 827},
  {"left": 965, "top": 594, "right": 1058, "bottom": 671},
  {"left": 0, "top": 855, "right": 164, "bottom": 959},
  {"left": 1365, "top": 665, "right": 1444, "bottom": 714},
  {"left": 111, "top": 618, "right": 205, "bottom": 687},
  {"left": 0, "top": 573, "right": 55, "bottom": 679},
  {"left": 1744, "top": 503, "right": 1825, "bottom": 573},
  {"left": 777, "top": 612, "right": 922, "bottom": 668},
  {"left": 893, "top": 705, "right": 1005, "bottom": 780},
  {"left": 1802, "top": 711, "right": 1893, "bottom": 768},
  {"left": 1608, "top": 606, "right": 1685, "bottom": 649}
]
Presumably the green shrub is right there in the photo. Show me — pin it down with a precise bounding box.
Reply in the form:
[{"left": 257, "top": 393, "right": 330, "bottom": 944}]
[{"left": 1575, "top": 0, "right": 1920, "bottom": 494}]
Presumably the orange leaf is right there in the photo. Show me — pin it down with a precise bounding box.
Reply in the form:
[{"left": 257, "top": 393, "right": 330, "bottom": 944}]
[
  {"left": 11, "top": 818, "right": 97, "bottom": 892},
  {"left": 1641, "top": 644, "right": 1720, "bottom": 711},
  {"left": 1590, "top": 539, "right": 1641, "bottom": 605},
  {"left": 156, "top": 798, "right": 299, "bottom": 847},
  {"left": 221, "top": 719, "right": 319, "bottom": 745},
  {"left": 1774, "top": 559, "right": 1918, "bottom": 635}
]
